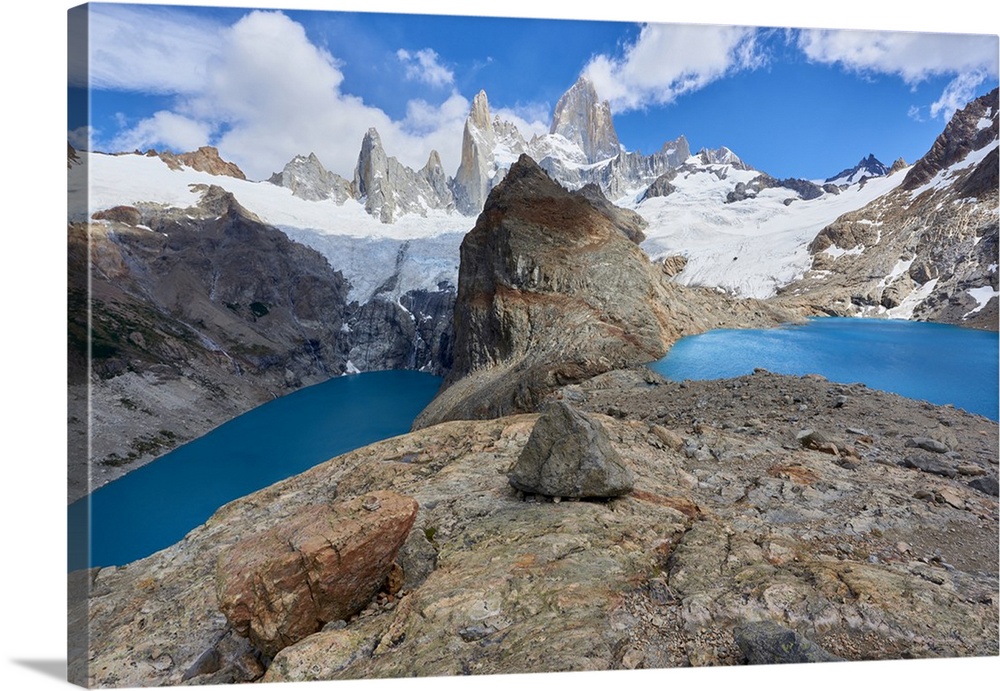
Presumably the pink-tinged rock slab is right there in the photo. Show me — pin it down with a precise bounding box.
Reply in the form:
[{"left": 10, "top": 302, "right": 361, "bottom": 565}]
[{"left": 215, "top": 490, "right": 418, "bottom": 657}]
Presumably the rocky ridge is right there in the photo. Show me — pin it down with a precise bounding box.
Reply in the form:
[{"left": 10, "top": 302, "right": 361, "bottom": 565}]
[
  {"left": 778, "top": 88, "right": 999, "bottom": 328},
  {"left": 268, "top": 77, "right": 696, "bottom": 221},
  {"left": 152, "top": 146, "right": 247, "bottom": 179}
]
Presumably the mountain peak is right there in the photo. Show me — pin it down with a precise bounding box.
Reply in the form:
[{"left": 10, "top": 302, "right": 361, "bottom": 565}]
[
  {"left": 550, "top": 76, "right": 621, "bottom": 164},
  {"left": 469, "top": 90, "right": 492, "bottom": 132},
  {"left": 825, "top": 154, "right": 889, "bottom": 185},
  {"left": 698, "top": 146, "right": 751, "bottom": 170}
]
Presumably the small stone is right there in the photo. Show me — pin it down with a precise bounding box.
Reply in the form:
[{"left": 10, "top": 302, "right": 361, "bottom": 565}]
[
  {"left": 621, "top": 649, "right": 645, "bottom": 669},
  {"left": 957, "top": 464, "right": 985, "bottom": 477},
  {"left": 968, "top": 476, "right": 999, "bottom": 497},
  {"left": 734, "top": 621, "right": 843, "bottom": 664},
  {"left": 903, "top": 454, "right": 957, "bottom": 478},
  {"left": 896, "top": 541, "right": 911, "bottom": 554},
  {"left": 906, "top": 437, "right": 950, "bottom": 454},
  {"left": 935, "top": 487, "right": 966, "bottom": 510}
]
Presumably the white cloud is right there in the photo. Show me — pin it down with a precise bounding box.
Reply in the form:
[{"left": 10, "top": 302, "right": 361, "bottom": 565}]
[
  {"left": 110, "top": 111, "right": 213, "bottom": 153},
  {"left": 797, "top": 29, "right": 998, "bottom": 83},
  {"left": 397, "top": 48, "right": 455, "bottom": 88},
  {"left": 798, "top": 29, "right": 998, "bottom": 120},
  {"left": 930, "top": 71, "right": 991, "bottom": 120},
  {"left": 583, "top": 23, "right": 764, "bottom": 112},
  {"left": 82, "top": 4, "right": 223, "bottom": 93},
  {"left": 93, "top": 9, "right": 475, "bottom": 181}
]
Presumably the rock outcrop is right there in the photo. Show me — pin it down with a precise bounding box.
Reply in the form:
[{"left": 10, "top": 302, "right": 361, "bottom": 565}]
[
  {"left": 452, "top": 91, "right": 506, "bottom": 215},
  {"left": 698, "top": 146, "right": 751, "bottom": 170},
  {"left": 74, "top": 368, "right": 998, "bottom": 687},
  {"left": 825, "top": 154, "right": 890, "bottom": 186},
  {"left": 413, "top": 155, "right": 677, "bottom": 426},
  {"left": 576, "top": 182, "right": 647, "bottom": 243},
  {"left": 216, "top": 491, "right": 418, "bottom": 658},
  {"left": 152, "top": 146, "right": 247, "bottom": 179},
  {"left": 413, "top": 154, "right": 799, "bottom": 428},
  {"left": 268, "top": 152, "right": 352, "bottom": 202},
  {"left": 507, "top": 401, "right": 634, "bottom": 498},
  {"left": 353, "top": 128, "right": 453, "bottom": 222}
]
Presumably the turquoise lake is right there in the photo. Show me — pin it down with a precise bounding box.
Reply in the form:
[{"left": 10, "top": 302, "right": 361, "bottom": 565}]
[
  {"left": 69, "top": 317, "right": 997, "bottom": 571},
  {"left": 651, "top": 317, "right": 998, "bottom": 420},
  {"left": 68, "top": 370, "right": 442, "bottom": 571}
]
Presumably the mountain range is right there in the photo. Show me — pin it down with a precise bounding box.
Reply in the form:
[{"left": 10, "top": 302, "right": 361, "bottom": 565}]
[{"left": 68, "top": 77, "right": 999, "bottom": 496}]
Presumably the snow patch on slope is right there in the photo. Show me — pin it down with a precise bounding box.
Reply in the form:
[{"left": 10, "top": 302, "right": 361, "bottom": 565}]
[{"left": 634, "top": 158, "right": 907, "bottom": 298}]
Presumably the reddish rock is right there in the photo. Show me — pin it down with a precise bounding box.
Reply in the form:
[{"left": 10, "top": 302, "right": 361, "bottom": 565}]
[{"left": 215, "top": 490, "right": 418, "bottom": 657}]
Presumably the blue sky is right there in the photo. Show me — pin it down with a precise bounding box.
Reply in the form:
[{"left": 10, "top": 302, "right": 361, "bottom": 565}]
[{"left": 69, "top": 2, "right": 999, "bottom": 182}]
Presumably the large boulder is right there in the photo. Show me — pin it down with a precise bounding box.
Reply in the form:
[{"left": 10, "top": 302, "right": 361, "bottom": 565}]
[
  {"left": 215, "top": 490, "right": 418, "bottom": 658},
  {"left": 508, "top": 401, "right": 634, "bottom": 498}
]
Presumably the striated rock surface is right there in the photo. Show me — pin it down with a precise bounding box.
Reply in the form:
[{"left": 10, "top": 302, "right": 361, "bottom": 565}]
[
  {"left": 353, "top": 128, "right": 453, "bottom": 223},
  {"left": 507, "top": 401, "right": 634, "bottom": 498},
  {"left": 75, "top": 368, "right": 998, "bottom": 687},
  {"left": 549, "top": 76, "right": 621, "bottom": 164},
  {"left": 576, "top": 182, "right": 647, "bottom": 243},
  {"left": 452, "top": 91, "right": 504, "bottom": 215},
  {"left": 778, "top": 88, "right": 999, "bottom": 329},
  {"left": 216, "top": 491, "right": 418, "bottom": 658}
]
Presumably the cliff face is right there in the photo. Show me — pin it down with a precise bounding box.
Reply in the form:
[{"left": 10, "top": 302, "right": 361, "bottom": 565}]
[
  {"left": 415, "top": 155, "right": 675, "bottom": 426},
  {"left": 71, "top": 184, "right": 453, "bottom": 501},
  {"left": 414, "top": 155, "right": 797, "bottom": 428}
]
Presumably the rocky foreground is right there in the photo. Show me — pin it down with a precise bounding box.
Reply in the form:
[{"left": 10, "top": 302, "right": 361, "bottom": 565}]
[{"left": 72, "top": 365, "right": 998, "bottom": 687}]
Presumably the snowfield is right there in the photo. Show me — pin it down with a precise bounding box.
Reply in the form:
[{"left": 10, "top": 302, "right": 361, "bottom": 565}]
[
  {"left": 70, "top": 149, "right": 909, "bottom": 303},
  {"left": 629, "top": 157, "right": 906, "bottom": 298}
]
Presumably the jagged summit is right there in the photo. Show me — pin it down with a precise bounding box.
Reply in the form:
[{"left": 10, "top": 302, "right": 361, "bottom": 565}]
[
  {"left": 698, "top": 146, "right": 751, "bottom": 170},
  {"left": 825, "top": 153, "right": 890, "bottom": 185},
  {"left": 549, "top": 76, "right": 621, "bottom": 164}
]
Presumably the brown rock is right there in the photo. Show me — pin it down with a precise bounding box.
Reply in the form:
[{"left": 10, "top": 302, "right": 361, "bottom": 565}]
[
  {"left": 157, "top": 146, "right": 247, "bottom": 179},
  {"left": 215, "top": 490, "right": 418, "bottom": 657}
]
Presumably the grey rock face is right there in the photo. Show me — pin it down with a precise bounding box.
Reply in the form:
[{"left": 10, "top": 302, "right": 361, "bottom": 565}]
[
  {"left": 549, "top": 76, "right": 620, "bottom": 164},
  {"left": 734, "top": 621, "right": 844, "bottom": 665},
  {"left": 507, "top": 402, "right": 634, "bottom": 498},
  {"left": 698, "top": 146, "right": 751, "bottom": 170},
  {"left": 641, "top": 170, "right": 678, "bottom": 201},
  {"left": 353, "top": 128, "right": 453, "bottom": 223},
  {"left": 268, "top": 152, "right": 352, "bottom": 203}
]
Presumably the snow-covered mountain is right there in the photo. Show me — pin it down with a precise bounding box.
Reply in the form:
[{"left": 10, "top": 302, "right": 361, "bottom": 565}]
[
  {"left": 73, "top": 78, "right": 997, "bottom": 325},
  {"left": 781, "top": 87, "right": 999, "bottom": 327},
  {"left": 825, "top": 153, "right": 892, "bottom": 186}
]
